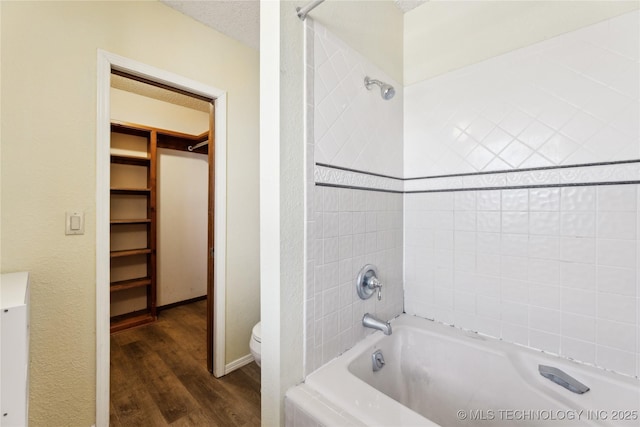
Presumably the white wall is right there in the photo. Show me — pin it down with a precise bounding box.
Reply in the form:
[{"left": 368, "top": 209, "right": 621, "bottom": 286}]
[
  {"left": 404, "top": 0, "right": 640, "bottom": 84},
  {"left": 0, "top": 2, "right": 259, "bottom": 424},
  {"left": 260, "top": 2, "right": 306, "bottom": 425},
  {"left": 403, "top": 11, "right": 640, "bottom": 378},
  {"left": 111, "top": 88, "right": 208, "bottom": 135},
  {"left": 313, "top": 0, "right": 404, "bottom": 83},
  {"left": 156, "top": 149, "right": 208, "bottom": 306}
]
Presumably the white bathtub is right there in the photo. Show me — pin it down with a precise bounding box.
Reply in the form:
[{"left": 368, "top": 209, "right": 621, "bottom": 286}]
[{"left": 287, "top": 314, "right": 640, "bottom": 426}]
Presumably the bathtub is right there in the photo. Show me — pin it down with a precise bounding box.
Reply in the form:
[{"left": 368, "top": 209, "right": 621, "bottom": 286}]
[{"left": 287, "top": 314, "right": 640, "bottom": 426}]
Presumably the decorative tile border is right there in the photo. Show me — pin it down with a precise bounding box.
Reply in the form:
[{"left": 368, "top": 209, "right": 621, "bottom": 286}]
[
  {"left": 317, "top": 160, "right": 640, "bottom": 193},
  {"left": 314, "top": 164, "right": 403, "bottom": 192}
]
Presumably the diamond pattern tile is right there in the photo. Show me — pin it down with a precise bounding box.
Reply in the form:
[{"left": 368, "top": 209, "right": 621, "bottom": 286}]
[
  {"left": 405, "top": 10, "right": 640, "bottom": 177},
  {"left": 314, "top": 23, "right": 403, "bottom": 177}
]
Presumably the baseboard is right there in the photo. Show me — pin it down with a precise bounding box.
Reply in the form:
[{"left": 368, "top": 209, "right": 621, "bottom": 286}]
[
  {"left": 157, "top": 295, "right": 207, "bottom": 312},
  {"left": 225, "top": 353, "right": 255, "bottom": 374}
]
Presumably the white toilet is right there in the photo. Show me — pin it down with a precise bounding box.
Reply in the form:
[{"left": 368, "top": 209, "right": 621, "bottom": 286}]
[{"left": 250, "top": 321, "right": 262, "bottom": 367}]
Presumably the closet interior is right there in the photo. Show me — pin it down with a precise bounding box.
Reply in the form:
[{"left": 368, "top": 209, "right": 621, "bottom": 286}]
[{"left": 109, "top": 74, "right": 211, "bottom": 333}]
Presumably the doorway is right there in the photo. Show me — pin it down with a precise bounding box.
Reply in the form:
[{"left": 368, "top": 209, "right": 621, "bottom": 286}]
[
  {"left": 108, "top": 71, "right": 212, "bottom": 336},
  {"left": 96, "top": 50, "right": 228, "bottom": 426}
]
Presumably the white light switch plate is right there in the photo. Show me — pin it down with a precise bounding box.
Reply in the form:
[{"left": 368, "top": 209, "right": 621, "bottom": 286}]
[{"left": 65, "top": 211, "right": 85, "bottom": 235}]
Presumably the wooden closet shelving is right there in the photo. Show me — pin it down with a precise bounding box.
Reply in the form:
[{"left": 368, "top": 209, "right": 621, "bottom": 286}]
[
  {"left": 110, "top": 219, "right": 152, "bottom": 224},
  {"left": 111, "top": 154, "right": 151, "bottom": 166},
  {"left": 110, "top": 121, "right": 157, "bottom": 333},
  {"left": 109, "top": 121, "right": 209, "bottom": 333}
]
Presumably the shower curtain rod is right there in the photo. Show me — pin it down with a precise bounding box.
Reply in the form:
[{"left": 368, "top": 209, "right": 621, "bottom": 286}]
[{"left": 297, "top": 0, "right": 325, "bottom": 21}]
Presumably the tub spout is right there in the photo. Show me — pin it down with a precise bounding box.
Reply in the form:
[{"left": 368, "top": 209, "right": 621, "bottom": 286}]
[{"left": 363, "top": 313, "right": 392, "bottom": 335}]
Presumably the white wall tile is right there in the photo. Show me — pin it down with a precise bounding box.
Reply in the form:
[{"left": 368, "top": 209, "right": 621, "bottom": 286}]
[
  {"left": 323, "top": 212, "right": 339, "bottom": 238},
  {"left": 501, "top": 255, "right": 529, "bottom": 280},
  {"left": 529, "top": 330, "right": 561, "bottom": 354},
  {"left": 529, "top": 259, "right": 560, "bottom": 286},
  {"left": 597, "top": 320, "right": 636, "bottom": 353},
  {"left": 561, "top": 187, "right": 596, "bottom": 212},
  {"left": 502, "top": 189, "right": 529, "bottom": 211},
  {"left": 597, "top": 239, "right": 637, "bottom": 269},
  {"left": 598, "top": 292, "right": 637, "bottom": 324},
  {"left": 405, "top": 12, "right": 639, "bottom": 178},
  {"left": 597, "top": 211, "right": 636, "bottom": 240},
  {"left": 560, "top": 213, "right": 595, "bottom": 237},
  {"left": 560, "top": 262, "right": 596, "bottom": 291},
  {"left": 455, "top": 211, "right": 476, "bottom": 231},
  {"left": 477, "top": 190, "right": 501, "bottom": 211},
  {"left": 561, "top": 237, "right": 595, "bottom": 263},
  {"left": 308, "top": 187, "right": 403, "bottom": 373},
  {"left": 597, "top": 185, "right": 637, "bottom": 211},
  {"left": 596, "top": 346, "right": 636, "bottom": 377},
  {"left": 529, "top": 235, "right": 560, "bottom": 260},
  {"left": 597, "top": 266, "right": 636, "bottom": 296},
  {"left": 562, "top": 287, "right": 596, "bottom": 317},
  {"left": 529, "top": 212, "right": 560, "bottom": 236},
  {"left": 315, "top": 22, "right": 403, "bottom": 178},
  {"left": 478, "top": 211, "right": 501, "bottom": 233},
  {"left": 530, "top": 188, "right": 560, "bottom": 211},
  {"left": 502, "top": 212, "right": 529, "bottom": 234},
  {"left": 502, "top": 323, "right": 529, "bottom": 346},
  {"left": 454, "top": 192, "right": 477, "bottom": 211},
  {"left": 501, "top": 234, "right": 528, "bottom": 257},
  {"left": 477, "top": 232, "right": 500, "bottom": 254},
  {"left": 563, "top": 337, "right": 597, "bottom": 364},
  {"left": 530, "top": 307, "right": 562, "bottom": 334},
  {"left": 562, "top": 313, "right": 596, "bottom": 342},
  {"left": 406, "top": 181, "right": 640, "bottom": 376}
]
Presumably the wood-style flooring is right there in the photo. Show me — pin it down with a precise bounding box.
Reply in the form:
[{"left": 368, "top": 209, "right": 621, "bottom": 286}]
[{"left": 110, "top": 300, "right": 261, "bottom": 426}]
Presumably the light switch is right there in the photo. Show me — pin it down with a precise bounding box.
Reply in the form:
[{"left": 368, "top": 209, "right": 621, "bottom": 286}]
[{"left": 65, "top": 212, "right": 84, "bottom": 235}]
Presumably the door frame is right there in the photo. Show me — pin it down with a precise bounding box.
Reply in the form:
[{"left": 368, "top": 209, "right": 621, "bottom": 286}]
[{"left": 96, "top": 50, "right": 227, "bottom": 427}]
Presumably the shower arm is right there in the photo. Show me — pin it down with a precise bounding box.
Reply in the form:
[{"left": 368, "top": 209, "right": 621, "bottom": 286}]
[
  {"left": 365, "top": 78, "right": 384, "bottom": 89},
  {"left": 297, "top": 0, "right": 326, "bottom": 21}
]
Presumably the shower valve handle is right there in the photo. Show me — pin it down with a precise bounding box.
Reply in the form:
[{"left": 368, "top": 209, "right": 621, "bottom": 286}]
[{"left": 366, "top": 276, "right": 383, "bottom": 300}]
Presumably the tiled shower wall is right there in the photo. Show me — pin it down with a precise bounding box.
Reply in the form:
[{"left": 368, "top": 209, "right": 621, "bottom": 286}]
[
  {"left": 405, "top": 185, "right": 640, "bottom": 377},
  {"left": 306, "top": 10, "right": 639, "bottom": 378},
  {"left": 404, "top": 10, "right": 639, "bottom": 177},
  {"left": 404, "top": 11, "right": 640, "bottom": 377},
  {"left": 312, "top": 24, "right": 403, "bottom": 177},
  {"left": 305, "top": 21, "right": 404, "bottom": 375}
]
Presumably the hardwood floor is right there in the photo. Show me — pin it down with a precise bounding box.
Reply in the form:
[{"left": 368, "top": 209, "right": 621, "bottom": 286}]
[{"left": 110, "top": 301, "right": 261, "bottom": 426}]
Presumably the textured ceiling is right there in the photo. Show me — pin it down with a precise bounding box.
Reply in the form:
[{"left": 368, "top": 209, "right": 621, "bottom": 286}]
[
  {"left": 161, "top": 0, "right": 260, "bottom": 50},
  {"left": 161, "top": 1, "right": 426, "bottom": 51},
  {"left": 394, "top": 0, "right": 427, "bottom": 13}
]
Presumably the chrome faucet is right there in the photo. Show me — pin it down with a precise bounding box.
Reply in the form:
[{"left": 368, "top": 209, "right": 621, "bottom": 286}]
[{"left": 362, "top": 313, "right": 392, "bottom": 335}]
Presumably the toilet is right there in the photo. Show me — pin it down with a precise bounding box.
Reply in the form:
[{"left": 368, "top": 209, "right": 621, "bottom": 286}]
[{"left": 250, "top": 322, "right": 262, "bottom": 367}]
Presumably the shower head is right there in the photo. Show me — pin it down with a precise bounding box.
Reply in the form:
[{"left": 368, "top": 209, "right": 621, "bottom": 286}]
[{"left": 364, "top": 76, "right": 395, "bottom": 100}]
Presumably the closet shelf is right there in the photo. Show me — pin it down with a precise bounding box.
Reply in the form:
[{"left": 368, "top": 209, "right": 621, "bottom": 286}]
[
  {"left": 110, "top": 187, "right": 151, "bottom": 195},
  {"left": 110, "top": 120, "right": 158, "bottom": 333},
  {"left": 110, "top": 219, "right": 151, "bottom": 225},
  {"left": 110, "top": 248, "right": 152, "bottom": 258},
  {"left": 111, "top": 154, "right": 151, "bottom": 166},
  {"left": 110, "top": 277, "right": 152, "bottom": 293}
]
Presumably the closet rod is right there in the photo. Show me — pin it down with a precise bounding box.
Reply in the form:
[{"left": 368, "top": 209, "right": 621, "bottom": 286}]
[{"left": 188, "top": 140, "right": 208, "bottom": 152}]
